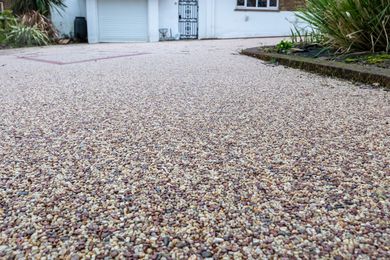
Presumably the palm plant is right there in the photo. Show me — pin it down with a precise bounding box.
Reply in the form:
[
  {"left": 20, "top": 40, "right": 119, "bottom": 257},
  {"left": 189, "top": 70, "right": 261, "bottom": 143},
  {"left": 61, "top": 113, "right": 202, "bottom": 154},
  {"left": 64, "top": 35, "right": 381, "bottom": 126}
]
[
  {"left": 0, "top": 10, "right": 18, "bottom": 43},
  {"left": 20, "top": 10, "right": 58, "bottom": 38},
  {"left": 6, "top": 23, "right": 50, "bottom": 46},
  {"left": 12, "top": 0, "right": 66, "bottom": 16},
  {"left": 296, "top": 0, "right": 390, "bottom": 53}
]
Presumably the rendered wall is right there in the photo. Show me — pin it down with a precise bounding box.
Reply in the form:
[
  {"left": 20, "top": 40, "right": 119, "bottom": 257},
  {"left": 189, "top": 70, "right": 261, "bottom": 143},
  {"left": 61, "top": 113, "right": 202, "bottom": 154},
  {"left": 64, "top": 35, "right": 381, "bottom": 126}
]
[
  {"left": 198, "top": 0, "right": 298, "bottom": 39},
  {"left": 148, "top": 0, "right": 160, "bottom": 42},
  {"left": 198, "top": 0, "right": 215, "bottom": 39},
  {"left": 51, "top": 0, "right": 87, "bottom": 38},
  {"left": 159, "top": 0, "right": 179, "bottom": 39},
  {"left": 86, "top": 0, "right": 98, "bottom": 43},
  {"left": 53, "top": 0, "right": 299, "bottom": 42}
]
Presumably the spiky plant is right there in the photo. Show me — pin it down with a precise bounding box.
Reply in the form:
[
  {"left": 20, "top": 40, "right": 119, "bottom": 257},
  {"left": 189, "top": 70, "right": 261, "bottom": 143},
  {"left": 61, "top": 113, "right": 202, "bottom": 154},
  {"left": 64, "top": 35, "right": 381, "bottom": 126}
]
[
  {"left": 6, "top": 23, "right": 50, "bottom": 46},
  {"left": 20, "top": 10, "right": 58, "bottom": 38},
  {"left": 12, "top": 0, "right": 66, "bottom": 16},
  {"left": 296, "top": 0, "right": 390, "bottom": 53},
  {"left": 0, "top": 10, "right": 18, "bottom": 43}
]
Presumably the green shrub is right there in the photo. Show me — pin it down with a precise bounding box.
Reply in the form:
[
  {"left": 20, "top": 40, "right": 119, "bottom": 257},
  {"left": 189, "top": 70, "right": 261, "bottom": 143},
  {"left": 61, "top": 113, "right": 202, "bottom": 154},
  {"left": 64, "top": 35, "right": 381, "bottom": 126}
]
[
  {"left": 290, "top": 23, "right": 324, "bottom": 47},
  {"left": 20, "top": 11, "right": 58, "bottom": 38},
  {"left": 0, "top": 10, "right": 18, "bottom": 44},
  {"left": 276, "top": 40, "right": 293, "bottom": 53},
  {"left": 0, "top": 10, "right": 18, "bottom": 29},
  {"left": 6, "top": 24, "right": 49, "bottom": 46},
  {"left": 12, "top": 0, "right": 66, "bottom": 16},
  {"left": 1, "top": 10, "right": 54, "bottom": 47},
  {"left": 296, "top": 0, "right": 390, "bottom": 53}
]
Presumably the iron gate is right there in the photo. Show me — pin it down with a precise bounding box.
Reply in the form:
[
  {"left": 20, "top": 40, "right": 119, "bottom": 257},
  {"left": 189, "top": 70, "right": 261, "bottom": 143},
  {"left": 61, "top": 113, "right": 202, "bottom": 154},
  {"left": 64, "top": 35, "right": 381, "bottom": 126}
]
[{"left": 178, "top": 0, "right": 198, "bottom": 39}]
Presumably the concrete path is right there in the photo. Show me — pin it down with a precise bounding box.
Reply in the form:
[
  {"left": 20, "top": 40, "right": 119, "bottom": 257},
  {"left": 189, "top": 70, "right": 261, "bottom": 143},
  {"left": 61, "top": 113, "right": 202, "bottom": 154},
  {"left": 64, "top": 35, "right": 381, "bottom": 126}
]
[{"left": 0, "top": 39, "right": 389, "bottom": 258}]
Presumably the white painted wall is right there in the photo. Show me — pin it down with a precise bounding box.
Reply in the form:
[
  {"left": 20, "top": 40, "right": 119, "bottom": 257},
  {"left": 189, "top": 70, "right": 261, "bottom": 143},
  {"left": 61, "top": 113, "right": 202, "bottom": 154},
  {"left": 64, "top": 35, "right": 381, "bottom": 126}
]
[
  {"left": 148, "top": 0, "right": 160, "bottom": 42},
  {"left": 53, "top": 0, "right": 299, "bottom": 42},
  {"left": 51, "top": 0, "right": 86, "bottom": 38},
  {"left": 213, "top": 0, "right": 296, "bottom": 38},
  {"left": 198, "top": 0, "right": 297, "bottom": 39},
  {"left": 86, "top": 0, "right": 98, "bottom": 43},
  {"left": 159, "top": 0, "right": 179, "bottom": 39},
  {"left": 198, "top": 0, "right": 215, "bottom": 39}
]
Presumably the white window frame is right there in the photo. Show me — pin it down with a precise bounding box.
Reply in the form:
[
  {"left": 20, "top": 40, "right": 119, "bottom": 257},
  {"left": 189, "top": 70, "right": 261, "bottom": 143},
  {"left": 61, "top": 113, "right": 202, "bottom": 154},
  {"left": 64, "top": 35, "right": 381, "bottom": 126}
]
[
  {"left": 236, "top": 0, "right": 279, "bottom": 11},
  {"left": 0, "top": 2, "right": 4, "bottom": 13}
]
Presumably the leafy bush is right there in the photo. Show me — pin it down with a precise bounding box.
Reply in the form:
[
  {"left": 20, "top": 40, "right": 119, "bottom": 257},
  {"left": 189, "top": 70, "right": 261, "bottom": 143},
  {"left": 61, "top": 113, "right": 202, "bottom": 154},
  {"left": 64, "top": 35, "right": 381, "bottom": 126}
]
[
  {"left": 0, "top": 10, "right": 18, "bottom": 29},
  {"left": 0, "top": 10, "right": 18, "bottom": 43},
  {"left": 20, "top": 11, "right": 58, "bottom": 38},
  {"left": 290, "top": 23, "right": 324, "bottom": 47},
  {"left": 1, "top": 10, "right": 55, "bottom": 47},
  {"left": 276, "top": 40, "right": 293, "bottom": 53},
  {"left": 296, "top": 0, "right": 390, "bottom": 53},
  {"left": 6, "top": 24, "right": 50, "bottom": 46},
  {"left": 12, "top": 0, "right": 66, "bottom": 16}
]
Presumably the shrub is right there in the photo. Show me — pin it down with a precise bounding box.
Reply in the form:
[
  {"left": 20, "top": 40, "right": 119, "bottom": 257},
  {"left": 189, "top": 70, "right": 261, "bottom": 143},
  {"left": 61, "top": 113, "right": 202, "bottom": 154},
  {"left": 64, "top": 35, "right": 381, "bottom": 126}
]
[
  {"left": 0, "top": 10, "right": 18, "bottom": 29},
  {"left": 0, "top": 10, "right": 18, "bottom": 43},
  {"left": 276, "top": 40, "right": 293, "bottom": 53},
  {"left": 6, "top": 24, "right": 50, "bottom": 46},
  {"left": 290, "top": 23, "right": 324, "bottom": 47},
  {"left": 12, "top": 0, "right": 66, "bottom": 16},
  {"left": 20, "top": 11, "right": 58, "bottom": 38},
  {"left": 296, "top": 0, "right": 390, "bottom": 53}
]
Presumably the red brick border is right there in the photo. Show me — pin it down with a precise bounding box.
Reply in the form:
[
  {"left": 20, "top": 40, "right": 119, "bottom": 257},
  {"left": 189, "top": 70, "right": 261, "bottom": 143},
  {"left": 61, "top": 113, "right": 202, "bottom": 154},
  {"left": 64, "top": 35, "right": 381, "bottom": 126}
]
[{"left": 18, "top": 52, "right": 150, "bottom": 65}]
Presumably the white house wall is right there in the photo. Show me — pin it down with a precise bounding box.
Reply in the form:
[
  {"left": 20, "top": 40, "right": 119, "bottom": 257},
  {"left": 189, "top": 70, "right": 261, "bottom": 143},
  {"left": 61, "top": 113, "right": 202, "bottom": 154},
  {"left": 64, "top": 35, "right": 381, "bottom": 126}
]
[
  {"left": 51, "top": 0, "right": 87, "bottom": 38},
  {"left": 198, "top": 0, "right": 215, "bottom": 39},
  {"left": 214, "top": 0, "right": 296, "bottom": 38},
  {"left": 198, "top": 0, "right": 296, "bottom": 39},
  {"left": 148, "top": 0, "right": 160, "bottom": 42},
  {"left": 86, "top": 0, "right": 98, "bottom": 43},
  {"left": 53, "top": 0, "right": 298, "bottom": 43},
  {"left": 159, "top": 0, "right": 179, "bottom": 39}
]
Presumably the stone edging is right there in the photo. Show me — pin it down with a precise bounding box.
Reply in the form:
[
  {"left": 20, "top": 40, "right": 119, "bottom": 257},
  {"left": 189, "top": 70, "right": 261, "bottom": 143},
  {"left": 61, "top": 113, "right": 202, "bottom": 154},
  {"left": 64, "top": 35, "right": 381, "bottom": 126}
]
[{"left": 241, "top": 47, "right": 390, "bottom": 88}]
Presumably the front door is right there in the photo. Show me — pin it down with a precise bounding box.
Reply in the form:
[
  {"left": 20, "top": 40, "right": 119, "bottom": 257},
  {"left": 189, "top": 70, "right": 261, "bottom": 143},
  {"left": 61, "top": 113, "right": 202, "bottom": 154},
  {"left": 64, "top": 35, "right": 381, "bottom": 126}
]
[{"left": 178, "top": 0, "right": 198, "bottom": 40}]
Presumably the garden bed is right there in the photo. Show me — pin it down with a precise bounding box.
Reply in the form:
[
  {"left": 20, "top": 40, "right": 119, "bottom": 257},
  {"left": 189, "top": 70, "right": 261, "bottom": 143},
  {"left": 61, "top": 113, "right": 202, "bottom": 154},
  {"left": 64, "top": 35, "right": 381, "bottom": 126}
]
[
  {"left": 242, "top": 47, "right": 390, "bottom": 88},
  {"left": 266, "top": 44, "right": 390, "bottom": 70}
]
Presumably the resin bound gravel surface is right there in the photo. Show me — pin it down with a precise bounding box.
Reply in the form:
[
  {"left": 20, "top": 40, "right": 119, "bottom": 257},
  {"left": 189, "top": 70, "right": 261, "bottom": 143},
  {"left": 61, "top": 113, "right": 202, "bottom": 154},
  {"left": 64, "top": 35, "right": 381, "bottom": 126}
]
[{"left": 0, "top": 39, "right": 389, "bottom": 259}]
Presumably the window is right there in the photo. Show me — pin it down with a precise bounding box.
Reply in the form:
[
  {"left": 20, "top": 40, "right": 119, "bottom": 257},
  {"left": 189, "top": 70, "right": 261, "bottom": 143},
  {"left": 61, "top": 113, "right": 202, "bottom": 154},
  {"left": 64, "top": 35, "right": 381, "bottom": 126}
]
[{"left": 237, "top": 0, "right": 279, "bottom": 10}]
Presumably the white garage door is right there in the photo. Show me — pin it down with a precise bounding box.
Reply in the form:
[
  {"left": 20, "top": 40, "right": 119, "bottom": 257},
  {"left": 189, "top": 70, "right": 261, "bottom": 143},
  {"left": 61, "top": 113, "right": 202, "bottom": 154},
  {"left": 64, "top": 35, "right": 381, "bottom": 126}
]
[{"left": 97, "top": 0, "right": 148, "bottom": 42}]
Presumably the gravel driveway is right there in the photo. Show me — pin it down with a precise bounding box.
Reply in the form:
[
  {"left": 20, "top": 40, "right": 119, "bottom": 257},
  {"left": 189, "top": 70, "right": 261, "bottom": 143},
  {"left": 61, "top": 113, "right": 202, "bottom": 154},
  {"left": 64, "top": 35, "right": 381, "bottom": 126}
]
[{"left": 0, "top": 39, "right": 389, "bottom": 259}]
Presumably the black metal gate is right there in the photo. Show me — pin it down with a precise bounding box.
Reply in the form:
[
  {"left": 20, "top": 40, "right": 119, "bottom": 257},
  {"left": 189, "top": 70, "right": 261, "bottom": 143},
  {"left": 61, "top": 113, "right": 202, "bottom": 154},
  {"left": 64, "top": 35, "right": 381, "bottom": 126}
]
[{"left": 178, "top": 0, "right": 198, "bottom": 39}]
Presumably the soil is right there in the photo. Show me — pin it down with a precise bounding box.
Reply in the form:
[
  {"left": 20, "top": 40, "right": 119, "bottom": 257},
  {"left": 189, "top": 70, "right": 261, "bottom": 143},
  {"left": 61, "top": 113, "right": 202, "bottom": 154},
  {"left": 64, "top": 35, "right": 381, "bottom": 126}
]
[{"left": 263, "top": 45, "right": 390, "bottom": 70}]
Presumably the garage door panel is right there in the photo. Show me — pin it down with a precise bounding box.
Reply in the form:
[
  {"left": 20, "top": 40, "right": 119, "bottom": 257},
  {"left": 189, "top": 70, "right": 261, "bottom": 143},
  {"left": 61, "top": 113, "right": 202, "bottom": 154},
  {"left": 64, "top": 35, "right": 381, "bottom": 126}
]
[{"left": 98, "top": 0, "right": 148, "bottom": 42}]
